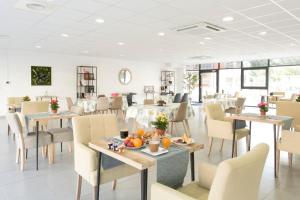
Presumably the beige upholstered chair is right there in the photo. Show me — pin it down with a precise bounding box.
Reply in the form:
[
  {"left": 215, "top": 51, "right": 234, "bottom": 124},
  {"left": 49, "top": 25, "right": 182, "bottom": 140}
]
[
  {"left": 66, "top": 97, "right": 74, "bottom": 111},
  {"left": 6, "top": 113, "right": 53, "bottom": 171},
  {"left": 110, "top": 96, "right": 123, "bottom": 114},
  {"left": 170, "top": 102, "right": 189, "bottom": 135},
  {"left": 225, "top": 97, "right": 246, "bottom": 115},
  {"left": 276, "top": 130, "right": 300, "bottom": 176},
  {"left": 96, "top": 97, "right": 110, "bottom": 113},
  {"left": 151, "top": 143, "right": 269, "bottom": 200},
  {"left": 276, "top": 101, "right": 300, "bottom": 131},
  {"left": 72, "top": 114, "right": 139, "bottom": 199},
  {"left": 144, "top": 99, "right": 155, "bottom": 105},
  {"left": 7, "top": 97, "right": 23, "bottom": 112},
  {"left": 21, "top": 101, "right": 49, "bottom": 131},
  {"left": 205, "top": 104, "right": 249, "bottom": 156},
  {"left": 47, "top": 106, "right": 84, "bottom": 162}
]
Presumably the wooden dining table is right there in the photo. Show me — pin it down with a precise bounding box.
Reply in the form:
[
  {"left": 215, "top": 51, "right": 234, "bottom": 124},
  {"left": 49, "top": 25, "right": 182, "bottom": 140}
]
[
  {"left": 227, "top": 113, "right": 293, "bottom": 178},
  {"left": 89, "top": 140, "right": 204, "bottom": 200},
  {"left": 25, "top": 111, "right": 78, "bottom": 170}
]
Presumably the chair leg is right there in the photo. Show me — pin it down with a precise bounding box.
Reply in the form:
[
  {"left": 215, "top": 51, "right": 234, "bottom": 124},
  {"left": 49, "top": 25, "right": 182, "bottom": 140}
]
[
  {"left": 208, "top": 138, "right": 214, "bottom": 156},
  {"left": 48, "top": 144, "right": 55, "bottom": 164},
  {"left": 76, "top": 175, "right": 82, "bottom": 200},
  {"left": 182, "top": 121, "right": 189, "bottom": 136},
  {"left": 68, "top": 143, "right": 72, "bottom": 153},
  {"left": 234, "top": 141, "right": 238, "bottom": 157},
  {"left": 93, "top": 186, "right": 98, "bottom": 200},
  {"left": 112, "top": 180, "right": 117, "bottom": 190},
  {"left": 16, "top": 148, "right": 20, "bottom": 164},
  {"left": 288, "top": 153, "right": 293, "bottom": 167},
  {"left": 220, "top": 139, "right": 224, "bottom": 152},
  {"left": 276, "top": 149, "right": 280, "bottom": 176},
  {"left": 20, "top": 148, "right": 25, "bottom": 171},
  {"left": 25, "top": 149, "right": 28, "bottom": 160}
]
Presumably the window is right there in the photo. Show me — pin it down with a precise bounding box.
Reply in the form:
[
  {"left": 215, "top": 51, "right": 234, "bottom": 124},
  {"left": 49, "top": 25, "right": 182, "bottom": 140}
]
[
  {"left": 270, "top": 57, "right": 300, "bottom": 66},
  {"left": 220, "top": 61, "right": 242, "bottom": 69},
  {"left": 200, "top": 63, "right": 218, "bottom": 70},
  {"left": 219, "top": 69, "right": 241, "bottom": 95},
  {"left": 243, "top": 59, "right": 268, "bottom": 68},
  {"left": 242, "top": 68, "right": 268, "bottom": 89}
]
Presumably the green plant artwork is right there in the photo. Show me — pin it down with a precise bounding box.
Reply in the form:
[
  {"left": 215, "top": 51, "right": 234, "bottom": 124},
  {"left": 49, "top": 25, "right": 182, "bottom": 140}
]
[{"left": 31, "top": 66, "right": 51, "bottom": 86}]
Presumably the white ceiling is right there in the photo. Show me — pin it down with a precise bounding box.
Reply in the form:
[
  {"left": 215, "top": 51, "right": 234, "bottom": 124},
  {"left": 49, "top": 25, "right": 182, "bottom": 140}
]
[{"left": 1, "top": 0, "right": 300, "bottom": 64}]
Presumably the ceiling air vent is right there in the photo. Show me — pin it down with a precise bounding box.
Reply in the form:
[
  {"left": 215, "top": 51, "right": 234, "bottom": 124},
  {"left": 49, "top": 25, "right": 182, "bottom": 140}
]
[{"left": 173, "top": 22, "right": 226, "bottom": 35}]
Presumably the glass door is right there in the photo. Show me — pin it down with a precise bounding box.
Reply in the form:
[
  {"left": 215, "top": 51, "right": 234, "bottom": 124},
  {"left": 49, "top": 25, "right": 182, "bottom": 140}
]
[{"left": 200, "top": 71, "right": 217, "bottom": 101}]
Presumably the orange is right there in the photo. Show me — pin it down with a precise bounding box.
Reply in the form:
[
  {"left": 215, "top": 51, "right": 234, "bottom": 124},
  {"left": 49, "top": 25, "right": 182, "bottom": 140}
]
[
  {"left": 133, "top": 138, "right": 143, "bottom": 148},
  {"left": 162, "top": 137, "right": 171, "bottom": 149},
  {"left": 137, "top": 129, "right": 145, "bottom": 138}
]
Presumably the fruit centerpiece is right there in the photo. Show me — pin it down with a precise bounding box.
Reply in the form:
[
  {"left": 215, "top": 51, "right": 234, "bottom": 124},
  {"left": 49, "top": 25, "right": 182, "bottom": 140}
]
[
  {"left": 151, "top": 113, "right": 169, "bottom": 136},
  {"left": 258, "top": 101, "right": 268, "bottom": 116},
  {"left": 50, "top": 99, "right": 59, "bottom": 114},
  {"left": 124, "top": 136, "right": 144, "bottom": 149}
]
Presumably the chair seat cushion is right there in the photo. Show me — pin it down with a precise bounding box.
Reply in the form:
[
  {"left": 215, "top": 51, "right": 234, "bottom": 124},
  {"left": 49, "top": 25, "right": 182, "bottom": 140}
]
[
  {"left": 48, "top": 128, "right": 73, "bottom": 143},
  {"left": 294, "top": 125, "right": 300, "bottom": 132},
  {"left": 25, "top": 132, "right": 52, "bottom": 147},
  {"left": 235, "top": 128, "right": 249, "bottom": 139},
  {"left": 177, "top": 182, "right": 209, "bottom": 200}
]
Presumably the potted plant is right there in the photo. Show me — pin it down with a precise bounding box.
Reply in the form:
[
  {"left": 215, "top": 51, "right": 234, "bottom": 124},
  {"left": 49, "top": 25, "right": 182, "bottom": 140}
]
[
  {"left": 151, "top": 113, "right": 169, "bottom": 136},
  {"left": 22, "top": 96, "right": 31, "bottom": 102},
  {"left": 50, "top": 99, "right": 59, "bottom": 114},
  {"left": 296, "top": 94, "right": 300, "bottom": 102},
  {"left": 258, "top": 102, "right": 268, "bottom": 116}
]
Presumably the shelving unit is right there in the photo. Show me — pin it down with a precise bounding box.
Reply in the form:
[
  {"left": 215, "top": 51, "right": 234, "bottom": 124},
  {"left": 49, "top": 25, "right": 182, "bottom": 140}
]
[
  {"left": 76, "top": 66, "right": 97, "bottom": 99},
  {"left": 160, "top": 71, "right": 175, "bottom": 95}
]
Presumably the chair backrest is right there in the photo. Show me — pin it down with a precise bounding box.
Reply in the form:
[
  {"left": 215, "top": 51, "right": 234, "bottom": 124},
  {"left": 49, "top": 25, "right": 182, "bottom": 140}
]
[
  {"left": 70, "top": 106, "right": 84, "bottom": 115},
  {"left": 72, "top": 114, "right": 119, "bottom": 145},
  {"left": 21, "top": 101, "right": 49, "bottom": 114},
  {"left": 290, "top": 93, "right": 298, "bottom": 101},
  {"left": 6, "top": 113, "right": 25, "bottom": 147},
  {"left": 173, "top": 93, "right": 182, "bottom": 103},
  {"left": 205, "top": 104, "right": 225, "bottom": 121},
  {"left": 181, "top": 93, "right": 189, "bottom": 103},
  {"left": 66, "top": 97, "right": 74, "bottom": 111},
  {"left": 96, "top": 97, "right": 109, "bottom": 111},
  {"left": 7, "top": 97, "right": 23, "bottom": 106},
  {"left": 209, "top": 143, "right": 269, "bottom": 200},
  {"left": 174, "top": 102, "right": 188, "bottom": 121},
  {"left": 144, "top": 99, "right": 154, "bottom": 105},
  {"left": 276, "top": 101, "right": 300, "bottom": 127},
  {"left": 111, "top": 96, "right": 123, "bottom": 109},
  {"left": 273, "top": 91, "right": 285, "bottom": 96},
  {"left": 235, "top": 97, "right": 246, "bottom": 114}
]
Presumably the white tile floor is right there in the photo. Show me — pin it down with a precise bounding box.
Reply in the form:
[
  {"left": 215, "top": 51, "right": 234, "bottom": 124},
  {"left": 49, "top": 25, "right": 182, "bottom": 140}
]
[{"left": 0, "top": 105, "right": 299, "bottom": 200}]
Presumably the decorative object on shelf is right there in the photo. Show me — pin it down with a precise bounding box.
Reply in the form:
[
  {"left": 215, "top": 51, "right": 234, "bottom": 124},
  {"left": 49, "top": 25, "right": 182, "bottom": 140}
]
[
  {"left": 22, "top": 96, "right": 31, "bottom": 102},
  {"left": 161, "top": 71, "right": 175, "bottom": 95},
  {"left": 296, "top": 94, "right": 300, "bottom": 102},
  {"left": 77, "top": 66, "right": 97, "bottom": 99},
  {"left": 119, "top": 68, "right": 132, "bottom": 85},
  {"left": 144, "top": 86, "right": 155, "bottom": 100},
  {"left": 151, "top": 113, "right": 169, "bottom": 136},
  {"left": 258, "top": 101, "right": 268, "bottom": 116},
  {"left": 31, "top": 66, "right": 51, "bottom": 86},
  {"left": 50, "top": 99, "right": 59, "bottom": 114}
]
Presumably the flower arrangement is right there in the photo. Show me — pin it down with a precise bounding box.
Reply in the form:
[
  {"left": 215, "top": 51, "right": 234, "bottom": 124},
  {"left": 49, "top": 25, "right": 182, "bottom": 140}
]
[
  {"left": 22, "top": 96, "right": 31, "bottom": 102},
  {"left": 296, "top": 94, "right": 300, "bottom": 102},
  {"left": 258, "top": 102, "right": 268, "bottom": 116},
  {"left": 151, "top": 113, "right": 169, "bottom": 135},
  {"left": 50, "top": 99, "right": 59, "bottom": 113}
]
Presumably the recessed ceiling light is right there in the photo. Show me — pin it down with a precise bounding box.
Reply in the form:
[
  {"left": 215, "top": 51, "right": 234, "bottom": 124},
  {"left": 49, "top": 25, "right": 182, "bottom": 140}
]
[
  {"left": 118, "top": 42, "right": 124, "bottom": 46},
  {"left": 95, "top": 18, "right": 104, "bottom": 24},
  {"left": 204, "top": 37, "right": 211, "bottom": 40},
  {"left": 222, "top": 16, "right": 234, "bottom": 22},
  {"left": 158, "top": 32, "right": 165, "bottom": 36},
  {"left": 61, "top": 33, "right": 69, "bottom": 38},
  {"left": 35, "top": 45, "right": 41, "bottom": 49},
  {"left": 259, "top": 31, "right": 267, "bottom": 36},
  {"left": 26, "top": 3, "right": 46, "bottom": 11},
  {"left": 199, "top": 42, "right": 205, "bottom": 45}
]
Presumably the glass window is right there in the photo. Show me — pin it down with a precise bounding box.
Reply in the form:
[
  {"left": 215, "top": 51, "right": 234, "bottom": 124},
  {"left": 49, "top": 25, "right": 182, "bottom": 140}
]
[
  {"left": 243, "top": 59, "right": 268, "bottom": 68},
  {"left": 219, "top": 69, "right": 241, "bottom": 96},
  {"left": 270, "top": 57, "right": 300, "bottom": 66},
  {"left": 242, "top": 68, "right": 267, "bottom": 88},
  {"left": 269, "top": 66, "right": 300, "bottom": 96},
  {"left": 186, "top": 64, "right": 200, "bottom": 71},
  {"left": 241, "top": 89, "right": 268, "bottom": 106},
  {"left": 220, "top": 61, "right": 242, "bottom": 69},
  {"left": 201, "top": 63, "right": 218, "bottom": 70}
]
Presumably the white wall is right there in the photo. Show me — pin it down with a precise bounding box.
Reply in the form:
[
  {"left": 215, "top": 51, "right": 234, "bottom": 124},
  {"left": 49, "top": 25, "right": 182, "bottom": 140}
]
[{"left": 0, "top": 51, "right": 162, "bottom": 115}]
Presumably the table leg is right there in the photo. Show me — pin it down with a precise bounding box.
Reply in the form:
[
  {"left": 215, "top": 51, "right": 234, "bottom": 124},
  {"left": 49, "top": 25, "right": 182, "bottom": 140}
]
[
  {"left": 60, "top": 119, "right": 63, "bottom": 152},
  {"left": 274, "top": 124, "right": 277, "bottom": 178},
  {"left": 184, "top": 119, "right": 191, "bottom": 136},
  {"left": 36, "top": 121, "right": 39, "bottom": 171},
  {"left": 190, "top": 152, "right": 195, "bottom": 181},
  {"left": 141, "top": 168, "right": 148, "bottom": 200},
  {"left": 7, "top": 124, "right": 10, "bottom": 136},
  {"left": 96, "top": 152, "right": 102, "bottom": 200},
  {"left": 232, "top": 119, "right": 236, "bottom": 158},
  {"left": 248, "top": 121, "right": 252, "bottom": 151}
]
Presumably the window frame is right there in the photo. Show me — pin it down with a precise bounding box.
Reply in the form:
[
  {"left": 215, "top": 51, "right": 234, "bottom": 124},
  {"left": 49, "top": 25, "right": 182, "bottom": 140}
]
[{"left": 241, "top": 67, "right": 269, "bottom": 89}]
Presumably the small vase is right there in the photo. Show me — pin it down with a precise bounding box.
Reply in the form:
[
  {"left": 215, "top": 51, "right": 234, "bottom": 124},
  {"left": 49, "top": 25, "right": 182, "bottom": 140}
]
[
  {"left": 260, "top": 110, "right": 266, "bottom": 116},
  {"left": 51, "top": 109, "right": 58, "bottom": 114},
  {"left": 156, "top": 129, "right": 166, "bottom": 136}
]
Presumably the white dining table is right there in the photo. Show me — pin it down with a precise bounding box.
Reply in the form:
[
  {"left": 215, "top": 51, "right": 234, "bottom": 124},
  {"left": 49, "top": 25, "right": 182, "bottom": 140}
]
[
  {"left": 125, "top": 103, "right": 195, "bottom": 128},
  {"left": 203, "top": 97, "right": 237, "bottom": 110}
]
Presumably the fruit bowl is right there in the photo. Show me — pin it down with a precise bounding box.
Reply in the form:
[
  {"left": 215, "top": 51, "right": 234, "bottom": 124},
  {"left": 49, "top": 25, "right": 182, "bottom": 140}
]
[{"left": 123, "top": 137, "right": 145, "bottom": 149}]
